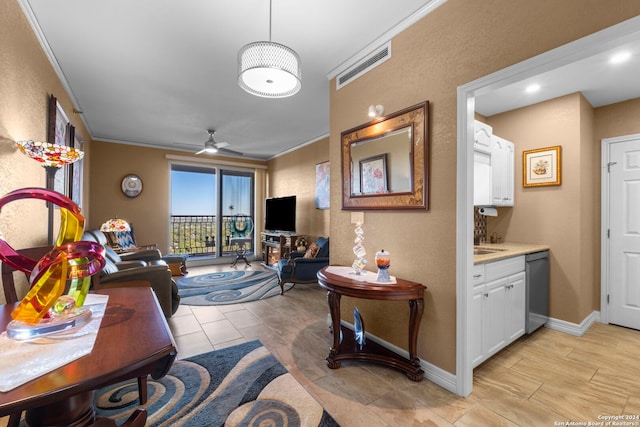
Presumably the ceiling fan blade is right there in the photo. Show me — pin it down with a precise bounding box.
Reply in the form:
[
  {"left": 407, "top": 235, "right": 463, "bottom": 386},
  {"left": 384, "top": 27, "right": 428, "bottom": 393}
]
[{"left": 195, "top": 148, "right": 207, "bottom": 155}]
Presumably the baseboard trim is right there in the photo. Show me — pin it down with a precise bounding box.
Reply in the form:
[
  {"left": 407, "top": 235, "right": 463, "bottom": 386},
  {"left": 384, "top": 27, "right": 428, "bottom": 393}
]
[
  {"left": 341, "top": 321, "right": 457, "bottom": 393},
  {"left": 545, "top": 311, "right": 600, "bottom": 337}
]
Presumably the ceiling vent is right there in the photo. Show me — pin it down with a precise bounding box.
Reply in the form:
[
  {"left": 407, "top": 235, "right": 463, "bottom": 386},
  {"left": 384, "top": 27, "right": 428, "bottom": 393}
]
[{"left": 336, "top": 41, "right": 392, "bottom": 90}]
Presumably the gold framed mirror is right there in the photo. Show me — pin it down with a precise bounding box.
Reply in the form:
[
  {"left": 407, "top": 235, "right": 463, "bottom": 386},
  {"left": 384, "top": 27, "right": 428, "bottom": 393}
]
[{"left": 341, "top": 101, "right": 429, "bottom": 210}]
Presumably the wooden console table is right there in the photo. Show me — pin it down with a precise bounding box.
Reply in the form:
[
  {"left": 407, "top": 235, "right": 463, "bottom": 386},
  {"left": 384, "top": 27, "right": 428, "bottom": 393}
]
[
  {"left": 0, "top": 287, "right": 176, "bottom": 426},
  {"left": 317, "top": 266, "right": 426, "bottom": 381}
]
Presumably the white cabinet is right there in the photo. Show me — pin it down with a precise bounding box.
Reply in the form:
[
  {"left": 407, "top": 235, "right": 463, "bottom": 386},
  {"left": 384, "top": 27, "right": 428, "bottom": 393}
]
[
  {"left": 491, "top": 135, "right": 515, "bottom": 206},
  {"left": 474, "top": 151, "right": 492, "bottom": 206},
  {"left": 474, "top": 120, "right": 492, "bottom": 153},
  {"left": 483, "top": 277, "right": 507, "bottom": 357},
  {"left": 470, "top": 264, "right": 485, "bottom": 367},
  {"left": 506, "top": 272, "right": 526, "bottom": 342},
  {"left": 472, "top": 256, "right": 526, "bottom": 368},
  {"left": 474, "top": 120, "right": 493, "bottom": 206}
]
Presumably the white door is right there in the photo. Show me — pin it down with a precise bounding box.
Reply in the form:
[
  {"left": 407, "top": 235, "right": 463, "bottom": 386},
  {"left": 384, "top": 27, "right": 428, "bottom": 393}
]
[{"left": 608, "top": 137, "right": 640, "bottom": 330}]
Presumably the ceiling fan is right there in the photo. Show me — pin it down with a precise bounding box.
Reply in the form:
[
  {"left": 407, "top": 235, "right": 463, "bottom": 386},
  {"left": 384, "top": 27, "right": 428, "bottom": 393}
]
[{"left": 195, "top": 130, "right": 243, "bottom": 156}]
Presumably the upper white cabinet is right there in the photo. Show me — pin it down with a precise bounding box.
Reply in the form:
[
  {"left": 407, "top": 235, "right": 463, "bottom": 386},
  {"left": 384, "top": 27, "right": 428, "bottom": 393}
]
[
  {"left": 474, "top": 120, "right": 493, "bottom": 206},
  {"left": 474, "top": 151, "right": 492, "bottom": 206},
  {"left": 491, "top": 135, "right": 515, "bottom": 206},
  {"left": 474, "top": 120, "right": 492, "bottom": 153}
]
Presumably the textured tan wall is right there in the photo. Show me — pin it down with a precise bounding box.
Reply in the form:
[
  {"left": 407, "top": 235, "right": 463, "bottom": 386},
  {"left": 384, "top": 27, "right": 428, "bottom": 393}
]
[
  {"left": 89, "top": 140, "right": 267, "bottom": 253},
  {"left": 486, "top": 94, "right": 595, "bottom": 324},
  {"left": 267, "top": 137, "right": 330, "bottom": 240},
  {"left": 594, "top": 98, "right": 640, "bottom": 139},
  {"left": 329, "top": 1, "right": 640, "bottom": 374},
  {"left": 0, "top": 0, "right": 93, "bottom": 303}
]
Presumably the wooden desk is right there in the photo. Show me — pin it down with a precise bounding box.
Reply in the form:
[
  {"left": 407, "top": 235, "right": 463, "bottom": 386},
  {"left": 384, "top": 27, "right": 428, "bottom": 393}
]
[
  {"left": 0, "top": 287, "right": 177, "bottom": 426},
  {"left": 317, "top": 266, "right": 426, "bottom": 381}
]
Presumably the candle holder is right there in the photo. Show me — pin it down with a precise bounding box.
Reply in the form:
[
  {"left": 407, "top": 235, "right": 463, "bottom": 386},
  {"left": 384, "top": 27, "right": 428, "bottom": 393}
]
[{"left": 375, "top": 249, "right": 391, "bottom": 282}]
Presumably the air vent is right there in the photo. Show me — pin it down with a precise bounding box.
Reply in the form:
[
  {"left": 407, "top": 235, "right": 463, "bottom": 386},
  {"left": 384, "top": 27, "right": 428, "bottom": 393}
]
[{"left": 336, "top": 41, "right": 392, "bottom": 90}]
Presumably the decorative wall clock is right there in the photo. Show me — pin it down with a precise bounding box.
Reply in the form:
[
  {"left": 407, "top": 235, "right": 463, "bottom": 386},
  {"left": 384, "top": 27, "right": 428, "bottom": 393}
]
[{"left": 121, "top": 174, "right": 143, "bottom": 198}]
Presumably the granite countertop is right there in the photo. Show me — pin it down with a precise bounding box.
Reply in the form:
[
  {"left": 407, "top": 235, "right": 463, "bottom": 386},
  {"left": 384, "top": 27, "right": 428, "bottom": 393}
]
[{"left": 473, "top": 242, "right": 550, "bottom": 264}]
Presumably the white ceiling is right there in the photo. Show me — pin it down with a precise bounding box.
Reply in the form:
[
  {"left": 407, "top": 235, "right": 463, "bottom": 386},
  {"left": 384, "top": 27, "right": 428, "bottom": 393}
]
[
  {"left": 20, "top": 1, "right": 640, "bottom": 159},
  {"left": 475, "top": 35, "right": 640, "bottom": 117},
  {"left": 20, "top": 0, "right": 445, "bottom": 160}
]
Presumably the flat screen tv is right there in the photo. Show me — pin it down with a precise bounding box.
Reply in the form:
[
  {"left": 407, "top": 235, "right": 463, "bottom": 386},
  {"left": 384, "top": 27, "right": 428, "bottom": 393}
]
[{"left": 265, "top": 196, "right": 296, "bottom": 232}]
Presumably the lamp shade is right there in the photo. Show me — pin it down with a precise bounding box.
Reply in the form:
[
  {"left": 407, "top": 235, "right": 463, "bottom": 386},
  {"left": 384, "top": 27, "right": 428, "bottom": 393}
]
[
  {"left": 17, "top": 140, "right": 84, "bottom": 168},
  {"left": 100, "top": 218, "right": 131, "bottom": 233},
  {"left": 238, "top": 41, "right": 301, "bottom": 98}
]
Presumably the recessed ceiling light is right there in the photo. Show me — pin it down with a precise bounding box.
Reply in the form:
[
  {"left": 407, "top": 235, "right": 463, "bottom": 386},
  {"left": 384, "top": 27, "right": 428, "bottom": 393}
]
[
  {"left": 610, "top": 51, "right": 631, "bottom": 64},
  {"left": 525, "top": 84, "right": 540, "bottom": 93}
]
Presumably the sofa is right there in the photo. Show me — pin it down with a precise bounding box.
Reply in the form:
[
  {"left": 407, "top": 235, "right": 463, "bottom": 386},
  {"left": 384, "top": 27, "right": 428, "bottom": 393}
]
[{"left": 82, "top": 230, "right": 180, "bottom": 317}]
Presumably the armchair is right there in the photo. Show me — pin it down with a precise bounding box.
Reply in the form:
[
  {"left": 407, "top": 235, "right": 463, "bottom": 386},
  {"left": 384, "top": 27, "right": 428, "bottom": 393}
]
[
  {"left": 277, "top": 237, "right": 329, "bottom": 295},
  {"left": 102, "top": 226, "right": 189, "bottom": 276},
  {"left": 81, "top": 230, "right": 180, "bottom": 317}
]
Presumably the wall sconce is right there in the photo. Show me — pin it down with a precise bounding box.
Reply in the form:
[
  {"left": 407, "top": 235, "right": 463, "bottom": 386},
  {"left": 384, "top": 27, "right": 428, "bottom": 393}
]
[
  {"left": 368, "top": 104, "right": 384, "bottom": 119},
  {"left": 16, "top": 140, "right": 84, "bottom": 244}
]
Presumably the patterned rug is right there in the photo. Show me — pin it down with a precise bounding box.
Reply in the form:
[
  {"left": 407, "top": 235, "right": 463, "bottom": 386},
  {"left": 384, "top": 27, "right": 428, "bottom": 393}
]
[
  {"left": 175, "top": 270, "right": 293, "bottom": 305},
  {"left": 94, "top": 340, "right": 339, "bottom": 427}
]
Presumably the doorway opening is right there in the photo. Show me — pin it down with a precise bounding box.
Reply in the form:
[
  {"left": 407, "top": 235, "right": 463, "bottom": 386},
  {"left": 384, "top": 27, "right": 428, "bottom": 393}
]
[{"left": 456, "top": 17, "right": 640, "bottom": 397}]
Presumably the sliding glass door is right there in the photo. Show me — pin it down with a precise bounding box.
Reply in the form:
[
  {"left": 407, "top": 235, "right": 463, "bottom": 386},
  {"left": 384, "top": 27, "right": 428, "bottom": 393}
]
[{"left": 170, "top": 164, "right": 254, "bottom": 258}]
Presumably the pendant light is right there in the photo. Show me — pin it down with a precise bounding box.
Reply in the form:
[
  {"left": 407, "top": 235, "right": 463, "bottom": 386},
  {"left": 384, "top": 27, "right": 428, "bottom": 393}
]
[{"left": 238, "top": 0, "right": 301, "bottom": 98}]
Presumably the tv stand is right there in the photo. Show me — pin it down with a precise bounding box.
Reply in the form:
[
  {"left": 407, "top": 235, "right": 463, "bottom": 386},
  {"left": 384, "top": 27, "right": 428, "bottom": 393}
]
[{"left": 261, "top": 232, "right": 298, "bottom": 266}]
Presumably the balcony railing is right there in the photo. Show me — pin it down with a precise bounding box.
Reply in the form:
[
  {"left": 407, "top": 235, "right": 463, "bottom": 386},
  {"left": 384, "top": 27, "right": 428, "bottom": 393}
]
[{"left": 169, "top": 215, "right": 254, "bottom": 257}]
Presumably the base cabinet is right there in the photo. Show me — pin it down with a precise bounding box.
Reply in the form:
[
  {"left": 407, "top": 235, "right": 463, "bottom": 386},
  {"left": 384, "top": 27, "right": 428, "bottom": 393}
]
[{"left": 472, "top": 256, "right": 526, "bottom": 368}]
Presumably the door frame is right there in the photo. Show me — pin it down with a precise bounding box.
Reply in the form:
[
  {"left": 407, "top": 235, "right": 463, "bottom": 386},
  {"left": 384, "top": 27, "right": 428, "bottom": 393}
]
[
  {"left": 455, "top": 17, "right": 640, "bottom": 397},
  {"left": 600, "top": 133, "right": 640, "bottom": 325}
]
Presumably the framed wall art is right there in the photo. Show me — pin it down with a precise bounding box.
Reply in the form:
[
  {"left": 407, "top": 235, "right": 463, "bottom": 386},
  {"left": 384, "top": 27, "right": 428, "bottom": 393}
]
[
  {"left": 69, "top": 126, "right": 83, "bottom": 207},
  {"left": 315, "top": 161, "right": 330, "bottom": 209},
  {"left": 47, "top": 95, "right": 71, "bottom": 196},
  {"left": 523, "top": 145, "right": 561, "bottom": 187},
  {"left": 359, "top": 153, "right": 388, "bottom": 194}
]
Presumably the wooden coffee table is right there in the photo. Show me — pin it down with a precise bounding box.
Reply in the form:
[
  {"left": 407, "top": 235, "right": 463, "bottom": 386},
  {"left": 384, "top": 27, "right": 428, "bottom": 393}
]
[{"left": 0, "top": 287, "right": 177, "bottom": 426}]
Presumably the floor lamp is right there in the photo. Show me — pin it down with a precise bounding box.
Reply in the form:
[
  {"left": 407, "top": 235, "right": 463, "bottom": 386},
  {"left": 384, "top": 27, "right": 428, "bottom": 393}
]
[{"left": 17, "top": 140, "right": 84, "bottom": 244}]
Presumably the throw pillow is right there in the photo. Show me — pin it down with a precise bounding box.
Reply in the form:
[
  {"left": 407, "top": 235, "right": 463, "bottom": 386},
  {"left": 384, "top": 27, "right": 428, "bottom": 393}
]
[{"left": 304, "top": 242, "right": 320, "bottom": 258}]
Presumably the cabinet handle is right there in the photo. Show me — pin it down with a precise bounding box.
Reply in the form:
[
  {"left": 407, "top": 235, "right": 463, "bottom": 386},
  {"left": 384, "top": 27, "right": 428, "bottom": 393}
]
[
  {"left": 483, "top": 293, "right": 489, "bottom": 297},
  {"left": 473, "top": 274, "right": 482, "bottom": 279}
]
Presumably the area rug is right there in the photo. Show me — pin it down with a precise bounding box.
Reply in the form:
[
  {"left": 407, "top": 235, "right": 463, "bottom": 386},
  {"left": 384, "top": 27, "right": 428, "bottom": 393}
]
[
  {"left": 176, "top": 270, "right": 293, "bottom": 305},
  {"left": 94, "top": 340, "right": 339, "bottom": 427}
]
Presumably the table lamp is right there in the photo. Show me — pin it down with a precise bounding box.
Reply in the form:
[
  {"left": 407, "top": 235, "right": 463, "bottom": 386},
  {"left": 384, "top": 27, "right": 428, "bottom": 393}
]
[{"left": 100, "top": 218, "right": 131, "bottom": 232}]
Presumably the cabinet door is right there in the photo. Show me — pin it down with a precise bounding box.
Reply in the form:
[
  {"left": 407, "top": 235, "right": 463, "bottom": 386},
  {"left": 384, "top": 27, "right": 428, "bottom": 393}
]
[
  {"left": 471, "top": 286, "right": 484, "bottom": 368},
  {"left": 482, "top": 278, "right": 507, "bottom": 357},
  {"left": 506, "top": 272, "right": 526, "bottom": 342},
  {"left": 474, "top": 120, "right": 492, "bottom": 153},
  {"left": 474, "top": 151, "right": 492, "bottom": 206},
  {"left": 503, "top": 141, "right": 514, "bottom": 206},
  {"left": 491, "top": 136, "right": 507, "bottom": 205}
]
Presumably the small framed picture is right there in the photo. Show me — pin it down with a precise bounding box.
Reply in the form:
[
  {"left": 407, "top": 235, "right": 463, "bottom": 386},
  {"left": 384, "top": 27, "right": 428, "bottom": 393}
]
[
  {"left": 523, "top": 146, "right": 561, "bottom": 187},
  {"left": 359, "top": 153, "right": 388, "bottom": 194}
]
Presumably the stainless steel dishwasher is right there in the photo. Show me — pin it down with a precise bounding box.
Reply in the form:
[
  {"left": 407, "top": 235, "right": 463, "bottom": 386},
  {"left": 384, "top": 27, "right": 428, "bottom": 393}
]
[{"left": 525, "top": 250, "right": 549, "bottom": 333}]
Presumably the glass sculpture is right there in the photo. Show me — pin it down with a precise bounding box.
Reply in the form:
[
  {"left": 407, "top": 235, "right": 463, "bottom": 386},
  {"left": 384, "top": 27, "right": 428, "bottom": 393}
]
[{"left": 0, "top": 188, "right": 105, "bottom": 326}]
